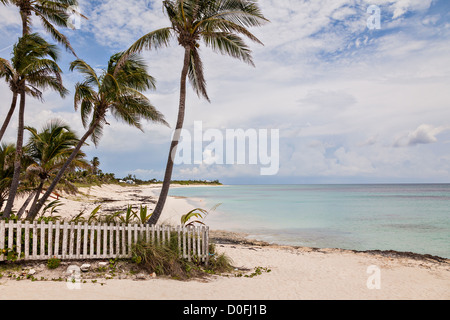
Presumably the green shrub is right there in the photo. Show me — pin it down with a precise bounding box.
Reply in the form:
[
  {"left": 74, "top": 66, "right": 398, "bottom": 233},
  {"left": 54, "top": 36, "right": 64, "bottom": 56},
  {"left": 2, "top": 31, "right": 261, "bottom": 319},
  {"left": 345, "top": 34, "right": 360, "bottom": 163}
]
[
  {"left": 206, "top": 243, "right": 234, "bottom": 274},
  {"left": 131, "top": 240, "right": 197, "bottom": 279},
  {"left": 47, "top": 258, "right": 61, "bottom": 269}
]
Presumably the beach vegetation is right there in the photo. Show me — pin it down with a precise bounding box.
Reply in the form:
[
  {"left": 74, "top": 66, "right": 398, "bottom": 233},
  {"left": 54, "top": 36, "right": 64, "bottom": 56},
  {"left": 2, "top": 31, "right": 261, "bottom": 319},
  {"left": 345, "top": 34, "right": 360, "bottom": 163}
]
[
  {"left": 181, "top": 203, "right": 221, "bottom": 227},
  {"left": 205, "top": 244, "right": 234, "bottom": 275},
  {"left": 135, "top": 205, "right": 152, "bottom": 224},
  {"left": 130, "top": 237, "right": 233, "bottom": 280},
  {"left": 46, "top": 257, "right": 61, "bottom": 269},
  {"left": 122, "top": 0, "right": 268, "bottom": 225}
]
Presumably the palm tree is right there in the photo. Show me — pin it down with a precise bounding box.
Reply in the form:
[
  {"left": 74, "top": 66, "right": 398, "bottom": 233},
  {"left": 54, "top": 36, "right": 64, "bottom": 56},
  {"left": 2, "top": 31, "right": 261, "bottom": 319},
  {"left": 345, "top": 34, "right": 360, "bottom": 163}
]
[
  {"left": 26, "top": 52, "right": 168, "bottom": 219},
  {"left": 124, "top": 0, "right": 268, "bottom": 224},
  {"left": 90, "top": 156, "right": 100, "bottom": 175},
  {"left": 18, "top": 119, "right": 90, "bottom": 220},
  {"left": 0, "top": 0, "right": 85, "bottom": 55},
  {"left": 1, "top": 34, "right": 68, "bottom": 219}
]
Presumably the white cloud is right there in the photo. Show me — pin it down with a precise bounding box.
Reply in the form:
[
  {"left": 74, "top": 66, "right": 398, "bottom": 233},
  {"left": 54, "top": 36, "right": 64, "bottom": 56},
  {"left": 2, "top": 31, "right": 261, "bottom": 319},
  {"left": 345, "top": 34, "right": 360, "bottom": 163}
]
[
  {"left": 394, "top": 124, "right": 450, "bottom": 147},
  {"left": 81, "top": 0, "right": 168, "bottom": 48},
  {"left": 390, "top": 0, "right": 433, "bottom": 19}
]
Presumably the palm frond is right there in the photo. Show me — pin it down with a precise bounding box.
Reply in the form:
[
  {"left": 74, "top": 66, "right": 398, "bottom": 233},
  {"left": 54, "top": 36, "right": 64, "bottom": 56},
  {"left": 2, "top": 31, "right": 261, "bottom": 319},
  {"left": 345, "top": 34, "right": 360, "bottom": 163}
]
[
  {"left": 188, "top": 47, "right": 209, "bottom": 101},
  {"left": 39, "top": 15, "right": 76, "bottom": 55},
  {"left": 0, "top": 58, "right": 15, "bottom": 80},
  {"left": 203, "top": 31, "right": 254, "bottom": 66},
  {"left": 70, "top": 59, "right": 100, "bottom": 87}
]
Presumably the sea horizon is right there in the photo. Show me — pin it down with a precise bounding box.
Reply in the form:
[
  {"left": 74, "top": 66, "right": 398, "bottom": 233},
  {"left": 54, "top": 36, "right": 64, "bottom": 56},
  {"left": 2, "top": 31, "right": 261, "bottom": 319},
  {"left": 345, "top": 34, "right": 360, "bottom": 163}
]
[{"left": 169, "top": 183, "right": 450, "bottom": 259}]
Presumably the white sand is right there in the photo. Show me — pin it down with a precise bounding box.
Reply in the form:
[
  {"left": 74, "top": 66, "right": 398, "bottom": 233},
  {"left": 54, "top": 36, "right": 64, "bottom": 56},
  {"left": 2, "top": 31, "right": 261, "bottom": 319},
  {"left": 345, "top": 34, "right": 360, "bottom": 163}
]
[
  {"left": 2, "top": 184, "right": 449, "bottom": 300},
  {"left": 12, "top": 183, "right": 202, "bottom": 226}
]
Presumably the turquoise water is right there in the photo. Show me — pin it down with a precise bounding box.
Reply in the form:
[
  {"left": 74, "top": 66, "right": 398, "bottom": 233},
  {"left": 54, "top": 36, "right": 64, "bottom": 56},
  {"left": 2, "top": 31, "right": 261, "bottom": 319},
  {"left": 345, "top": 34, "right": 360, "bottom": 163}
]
[{"left": 169, "top": 184, "right": 450, "bottom": 258}]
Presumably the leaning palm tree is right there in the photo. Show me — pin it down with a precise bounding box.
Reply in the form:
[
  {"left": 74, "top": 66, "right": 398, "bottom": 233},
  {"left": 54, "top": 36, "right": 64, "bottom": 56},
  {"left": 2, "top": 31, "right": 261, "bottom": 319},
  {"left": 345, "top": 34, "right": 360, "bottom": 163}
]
[
  {"left": 18, "top": 119, "right": 90, "bottom": 220},
  {"left": 1, "top": 34, "right": 68, "bottom": 219},
  {"left": 124, "top": 0, "right": 268, "bottom": 224},
  {"left": 0, "top": 0, "right": 85, "bottom": 55},
  {"left": 26, "top": 52, "right": 168, "bottom": 219}
]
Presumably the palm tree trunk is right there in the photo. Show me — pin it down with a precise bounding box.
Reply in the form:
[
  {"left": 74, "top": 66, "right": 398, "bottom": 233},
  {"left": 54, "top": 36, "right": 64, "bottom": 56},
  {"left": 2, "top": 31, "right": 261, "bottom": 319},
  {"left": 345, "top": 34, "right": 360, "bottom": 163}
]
[
  {"left": 24, "top": 180, "right": 44, "bottom": 220},
  {"left": 0, "top": 92, "right": 18, "bottom": 142},
  {"left": 20, "top": 7, "right": 30, "bottom": 36},
  {"left": 17, "top": 188, "right": 37, "bottom": 219},
  {"left": 148, "top": 46, "right": 191, "bottom": 225},
  {"left": 2, "top": 90, "right": 26, "bottom": 218},
  {"left": 26, "top": 120, "right": 101, "bottom": 220}
]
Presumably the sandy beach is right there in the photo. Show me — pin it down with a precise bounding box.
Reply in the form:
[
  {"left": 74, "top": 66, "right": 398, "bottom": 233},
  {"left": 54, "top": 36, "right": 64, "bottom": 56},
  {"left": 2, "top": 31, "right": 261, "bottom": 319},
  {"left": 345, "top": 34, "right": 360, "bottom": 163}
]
[{"left": 1, "top": 184, "right": 449, "bottom": 300}]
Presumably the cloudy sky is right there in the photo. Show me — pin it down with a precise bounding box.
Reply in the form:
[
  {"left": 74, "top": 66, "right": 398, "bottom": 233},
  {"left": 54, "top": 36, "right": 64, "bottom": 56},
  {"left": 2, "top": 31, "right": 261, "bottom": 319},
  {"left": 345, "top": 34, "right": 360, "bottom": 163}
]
[{"left": 1, "top": 0, "right": 449, "bottom": 184}]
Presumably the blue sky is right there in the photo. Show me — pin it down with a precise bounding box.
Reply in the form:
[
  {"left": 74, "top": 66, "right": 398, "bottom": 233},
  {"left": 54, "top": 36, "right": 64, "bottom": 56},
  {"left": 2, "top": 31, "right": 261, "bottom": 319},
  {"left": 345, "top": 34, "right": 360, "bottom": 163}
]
[{"left": 1, "top": 0, "right": 450, "bottom": 184}]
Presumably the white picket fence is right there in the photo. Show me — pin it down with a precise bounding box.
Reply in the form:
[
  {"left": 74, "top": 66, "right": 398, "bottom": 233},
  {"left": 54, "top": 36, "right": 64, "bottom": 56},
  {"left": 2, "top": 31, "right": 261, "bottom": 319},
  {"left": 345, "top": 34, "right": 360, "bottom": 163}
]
[{"left": 0, "top": 220, "right": 209, "bottom": 264}]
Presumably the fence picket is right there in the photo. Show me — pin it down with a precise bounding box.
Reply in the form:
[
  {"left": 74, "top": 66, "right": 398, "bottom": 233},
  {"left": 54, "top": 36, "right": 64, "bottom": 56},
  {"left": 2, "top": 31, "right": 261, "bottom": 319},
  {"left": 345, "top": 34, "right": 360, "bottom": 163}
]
[
  {"left": 62, "top": 222, "right": 68, "bottom": 259},
  {"left": 24, "top": 221, "right": 30, "bottom": 260},
  {"left": 47, "top": 222, "right": 53, "bottom": 258},
  {"left": 54, "top": 222, "right": 60, "bottom": 258},
  {"left": 83, "top": 223, "right": 88, "bottom": 258},
  {"left": 121, "top": 224, "right": 126, "bottom": 258},
  {"left": 151, "top": 225, "right": 155, "bottom": 244},
  {"left": 127, "top": 223, "right": 132, "bottom": 256},
  {"left": 177, "top": 226, "right": 181, "bottom": 257},
  {"left": 16, "top": 222, "right": 22, "bottom": 259},
  {"left": 32, "top": 222, "right": 38, "bottom": 259},
  {"left": 0, "top": 220, "right": 5, "bottom": 261},
  {"left": 8, "top": 221, "right": 13, "bottom": 253}
]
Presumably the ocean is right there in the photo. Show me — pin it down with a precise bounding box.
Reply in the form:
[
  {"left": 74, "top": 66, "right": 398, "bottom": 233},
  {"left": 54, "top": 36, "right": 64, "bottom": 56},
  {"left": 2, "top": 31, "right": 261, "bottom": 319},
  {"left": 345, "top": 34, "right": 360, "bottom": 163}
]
[{"left": 168, "top": 184, "right": 450, "bottom": 258}]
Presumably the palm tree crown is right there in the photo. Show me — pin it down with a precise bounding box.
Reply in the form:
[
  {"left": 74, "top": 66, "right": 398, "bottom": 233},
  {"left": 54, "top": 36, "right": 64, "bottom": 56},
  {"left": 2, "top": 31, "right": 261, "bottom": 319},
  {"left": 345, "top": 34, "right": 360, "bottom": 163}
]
[
  {"left": 0, "top": 33, "right": 68, "bottom": 142},
  {"left": 25, "top": 119, "right": 89, "bottom": 184},
  {"left": 70, "top": 52, "right": 168, "bottom": 146},
  {"left": 127, "top": 0, "right": 267, "bottom": 101},
  {"left": 6, "top": 33, "right": 68, "bottom": 99}
]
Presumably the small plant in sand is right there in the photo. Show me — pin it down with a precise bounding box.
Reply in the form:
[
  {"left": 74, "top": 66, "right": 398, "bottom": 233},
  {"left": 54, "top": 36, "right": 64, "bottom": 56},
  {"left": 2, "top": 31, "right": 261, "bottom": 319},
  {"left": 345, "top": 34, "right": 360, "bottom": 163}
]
[{"left": 181, "top": 204, "right": 221, "bottom": 227}]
